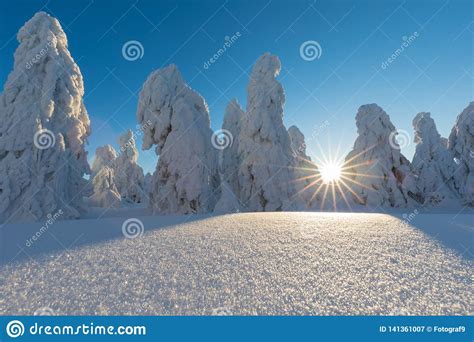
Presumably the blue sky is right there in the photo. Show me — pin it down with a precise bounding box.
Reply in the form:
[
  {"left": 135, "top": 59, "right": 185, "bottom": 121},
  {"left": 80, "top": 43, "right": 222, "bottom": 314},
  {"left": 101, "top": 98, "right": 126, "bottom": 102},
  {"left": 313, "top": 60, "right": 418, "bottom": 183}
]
[{"left": 0, "top": 0, "right": 472, "bottom": 174}]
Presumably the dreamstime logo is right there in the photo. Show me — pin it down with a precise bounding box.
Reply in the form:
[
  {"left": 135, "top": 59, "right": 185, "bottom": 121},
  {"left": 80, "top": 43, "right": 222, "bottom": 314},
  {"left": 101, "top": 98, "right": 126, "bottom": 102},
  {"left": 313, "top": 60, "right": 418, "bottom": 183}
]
[
  {"left": 299, "top": 40, "right": 322, "bottom": 61},
  {"left": 25, "top": 209, "right": 63, "bottom": 247},
  {"left": 26, "top": 38, "right": 54, "bottom": 69},
  {"left": 33, "top": 129, "right": 55, "bottom": 150},
  {"left": 6, "top": 320, "right": 25, "bottom": 338},
  {"left": 203, "top": 32, "right": 241, "bottom": 70},
  {"left": 306, "top": 120, "right": 330, "bottom": 145},
  {"left": 381, "top": 32, "right": 419, "bottom": 70},
  {"left": 122, "top": 40, "right": 144, "bottom": 61},
  {"left": 400, "top": 209, "right": 418, "bottom": 229},
  {"left": 119, "top": 120, "right": 153, "bottom": 153},
  {"left": 122, "top": 218, "right": 144, "bottom": 239},
  {"left": 211, "top": 129, "right": 233, "bottom": 150},
  {"left": 34, "top": 307, "right": 55, "bottom": 316},
  {"left": 389, "top": 129, "right": 410, "bottom": 149}
]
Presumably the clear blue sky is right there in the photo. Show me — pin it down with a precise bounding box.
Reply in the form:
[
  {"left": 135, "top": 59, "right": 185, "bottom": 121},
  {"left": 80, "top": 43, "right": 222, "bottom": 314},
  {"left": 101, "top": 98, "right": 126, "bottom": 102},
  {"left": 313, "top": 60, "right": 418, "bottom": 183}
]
[{"left": 1, "top": 0, "right": 472, "bottom": 174}]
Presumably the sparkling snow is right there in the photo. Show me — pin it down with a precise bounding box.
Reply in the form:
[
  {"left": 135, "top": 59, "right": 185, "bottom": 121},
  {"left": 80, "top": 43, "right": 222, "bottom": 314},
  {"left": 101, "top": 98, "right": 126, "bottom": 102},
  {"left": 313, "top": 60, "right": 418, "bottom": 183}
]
[{"left": 0, "top": 212, "right": 471, "bottom": 315}]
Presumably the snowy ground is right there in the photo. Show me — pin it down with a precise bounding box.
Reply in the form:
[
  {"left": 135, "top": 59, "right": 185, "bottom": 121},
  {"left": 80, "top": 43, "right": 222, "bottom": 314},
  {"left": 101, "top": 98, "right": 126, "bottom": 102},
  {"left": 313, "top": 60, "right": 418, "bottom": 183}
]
[{"left": 0, "top": 212, "right": 472, "bottom": 315}]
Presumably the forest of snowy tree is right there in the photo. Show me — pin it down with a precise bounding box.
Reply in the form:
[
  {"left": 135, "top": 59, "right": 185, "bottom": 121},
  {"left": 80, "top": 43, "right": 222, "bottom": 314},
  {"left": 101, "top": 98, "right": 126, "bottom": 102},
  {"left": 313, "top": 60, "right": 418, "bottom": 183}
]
[{"left": 0, "top": 12, "right": 472, "bottom": 223}]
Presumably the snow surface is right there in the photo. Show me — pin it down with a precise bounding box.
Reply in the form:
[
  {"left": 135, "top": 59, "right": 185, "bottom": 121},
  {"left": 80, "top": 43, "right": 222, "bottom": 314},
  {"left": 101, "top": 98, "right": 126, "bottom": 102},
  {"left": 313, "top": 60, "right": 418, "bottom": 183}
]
[{"left": 0, "top": 212, "right": 471, "bottom": 315}]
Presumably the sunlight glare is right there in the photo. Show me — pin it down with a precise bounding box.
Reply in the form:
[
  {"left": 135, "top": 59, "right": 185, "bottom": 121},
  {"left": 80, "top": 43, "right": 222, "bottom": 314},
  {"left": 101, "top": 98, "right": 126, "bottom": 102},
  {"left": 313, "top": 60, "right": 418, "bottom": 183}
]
[{"left": 320, "top": 162, "right": 342, "bottom": 184}]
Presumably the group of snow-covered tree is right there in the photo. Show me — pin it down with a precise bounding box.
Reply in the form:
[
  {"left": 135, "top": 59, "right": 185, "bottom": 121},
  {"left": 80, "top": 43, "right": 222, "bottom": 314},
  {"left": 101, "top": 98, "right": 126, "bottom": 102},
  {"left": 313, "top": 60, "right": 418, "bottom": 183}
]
[
  {"left": 0, "top": 12, "right": 472, "bottom": 223},
  {"left": 345, "top": 103, "right": 474, "bottom": 208},
  {"left": 90, "top": 129, "right": 146, "bottom": 208}
]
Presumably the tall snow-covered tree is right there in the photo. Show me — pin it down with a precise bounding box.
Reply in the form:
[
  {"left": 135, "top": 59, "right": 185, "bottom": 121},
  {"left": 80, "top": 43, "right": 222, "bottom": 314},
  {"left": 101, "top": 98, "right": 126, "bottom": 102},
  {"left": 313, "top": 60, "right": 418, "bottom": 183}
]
[
  {"left": 89, "top": 145, "right": 120, "bottom": 208},
  {"left": 448, "top": 102, "right": 474, "bottom": 206},
  {"left": 137, "top": 65, "right": 220, "bottom": 214},
  {"left": 344, "top": 104, "right": 420, "bottom": 207},
  {"left": 412, "top": 112, "right": 458, "bottom": 205},
  {"left": 288, "top": 125, "right": 319, "bottom": 209},
  {"left": 114, "top": 129, "right": 145, "bottom": 203},
  {"left": 238, "top": 53, "right": 299, "bottom": 211},
  {"left": 220, "top": 98, "right": 244, "bottom": 196},
  {"left": 91, "top": 145, "right": 117, "bottom": 176},
  {"left": 143, "top": 172, "right": 153, "bottom": 200},
  {"left": 288, "top": 125, "right": 309, "bottom": 161},
  {"left": 90, "top": 166, "right": 121, "bottom": 209},
  {"left": 0, "top": 12, "right": 91, "bottom": 222}
]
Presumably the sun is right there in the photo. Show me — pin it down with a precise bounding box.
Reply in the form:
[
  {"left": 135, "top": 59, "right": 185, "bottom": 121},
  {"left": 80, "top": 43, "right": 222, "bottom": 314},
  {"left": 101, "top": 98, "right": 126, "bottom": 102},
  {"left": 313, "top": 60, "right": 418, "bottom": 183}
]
[
  {"left": 290, "top": 140, "right": 380, "bottom": 211},
  {"left": 320, "top": 162, "right": 342, "bottom": 183}
]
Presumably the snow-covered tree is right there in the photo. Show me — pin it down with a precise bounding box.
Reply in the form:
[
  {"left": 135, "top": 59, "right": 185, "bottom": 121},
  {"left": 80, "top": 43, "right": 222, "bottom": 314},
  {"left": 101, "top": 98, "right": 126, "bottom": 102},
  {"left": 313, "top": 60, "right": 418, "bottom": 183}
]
[
  {"left": 220, "top": 98, "right": 244, "bottom": 196},
  {"left": 91, "top": 145, "right": 117, "bottom": 176},
  {"left": 90, "top": 166, "right": 121, "bottom": 209},
  {"left": 344, "top": 104, "right": 421, "bottom": 207},
  {"left": 412, "top": 112, "right": 459, "bottom": 206},
  {"left": 143, "top": 172, "right": 153, "bottom": 199},
  {"left": 288, "top": 125, "right": 319, "bottom": 209},
  {"left": 288, "top": 125, "right": 309, "bottom": 161},
  {"left": 137, "top": 65, "right": 220, "bottom": 214},
  {"left": 0, "top": 12, "right": 91, "bottom": 222},
  {"left": 237, "top": 53, "right": 299, "bottom": 211},
  {"left": 448, "top": 102, "right": 474, "bottom": 206},
  {"left": 114, "top": 130, "right": 145, "bottom": 203},
  {"left": 89, "top": 145, "right": 120, "bottom": 208}
]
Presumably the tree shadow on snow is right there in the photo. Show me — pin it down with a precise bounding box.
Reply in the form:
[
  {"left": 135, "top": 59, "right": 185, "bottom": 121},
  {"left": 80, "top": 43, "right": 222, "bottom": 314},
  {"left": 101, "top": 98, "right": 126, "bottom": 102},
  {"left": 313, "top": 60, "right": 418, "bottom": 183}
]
[
  {"left": 0, "top": 213, "right": 213, "bottom": 266},
  {"left": 388, "top": 211, "right": 473, "bottom": 261}
]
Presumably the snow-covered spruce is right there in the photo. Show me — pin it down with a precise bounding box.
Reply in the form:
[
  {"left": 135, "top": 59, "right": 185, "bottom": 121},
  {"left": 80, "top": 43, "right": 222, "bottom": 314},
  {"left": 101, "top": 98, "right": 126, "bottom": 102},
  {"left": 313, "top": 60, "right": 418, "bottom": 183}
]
[
  {"left": 344, "top": 104, "right": 421, "bottom": 207},
  {"left": 114, "top": 130, "right": 145, "bottom": 203},
  {"left": 0, "top": 12, "right": 91, "bottom": 222},
  {"left": 90, "top": 145, "right": 118, "bottom": 176},
  {"left": 143, "top": 172, "right": 153, "bottom": 202},
  {"left": 237, "top": 53, "right": 300, "bottom": 211},
  {"left": 220, "top": 98, "right": 244, "bottom": 197},
  {"left": 412, "top": 112, "right": 459, "bottom": 206},
  {"left": 137, "top": 65, "right": 220, "bottom": 214},
  {"left": 448, "top": 102, "right": 474, "bottom": 206},
  {"left": 89, "top": 145, "right": 120, "bottom": 208},
  {"left": 288, "top": 125, "right": 319, "bottom": 209},
  {"left": 89, "top": 166, "right": 121, "bottom": 209}
]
